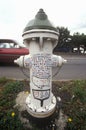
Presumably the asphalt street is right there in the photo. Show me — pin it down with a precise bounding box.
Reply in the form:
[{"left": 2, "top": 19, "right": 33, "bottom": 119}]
[{"left": 0, "top": 54, "right": 86, "bottom": 81}]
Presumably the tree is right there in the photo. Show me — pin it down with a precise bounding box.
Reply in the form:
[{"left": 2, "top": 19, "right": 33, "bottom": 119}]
[
  {"left": 54, "top": 26, "right": 71, "bottom": 52},
  {"left": 80, "top": 33, "right": 86, "bottom": 53},
  {"left": 71, "top": 32, "right": 86, "bottom": 53}
]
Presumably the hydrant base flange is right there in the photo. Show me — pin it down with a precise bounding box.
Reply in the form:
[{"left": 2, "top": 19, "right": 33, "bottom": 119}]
[{"left": 26, "top": 94, "right": 57, "bottom": 118}]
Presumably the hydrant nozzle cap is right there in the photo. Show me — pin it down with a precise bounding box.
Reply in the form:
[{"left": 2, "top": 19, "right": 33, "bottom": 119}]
[
  {"left": 23, "top": 8, "right": 58, "bottom": 33},
  {"left": 35, "top": 8, "right": 47, "bottom": 20}
]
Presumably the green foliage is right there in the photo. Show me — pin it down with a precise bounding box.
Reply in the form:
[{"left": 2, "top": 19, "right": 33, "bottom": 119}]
[
  {"left": 0, "top": 79, "right": 25, "bottom": 130},
  {"left": 57, "top": 26, "right": 70, "bottom": 47},
  {"left": 54, "top": 26, "right": 86, "bottom": 53},
  {"left": 70, "top": 33, "right": 86, "bottom": 53},
  {"left": 3, "top": 81, "right": 24, "bottom": 95},
  {"left": 0, "top": 109, "right": 24, "bottom": 130},
  {"left": 63, "top": 80, "right": 86, "bottom": 130},
  {"left": 53, "top": 80, "right": 86, "bottom": 130},
  {"left": 0, "top": 77, "right": 8, "bottom": 83},
  {"left": 65, "top": 102, "right": 86, "bottom": 130},
  {"left": 0, "top": 78, "right": 86, "bottom": 130},
  {"left": 0, "top": 81, "right": 24, "bottom": 108},
  {"left": 73, "top": 80, "right": 86, "bottom": 103},
  {"left": 54, "top": 26, "right": 71, "bottom": 52}
]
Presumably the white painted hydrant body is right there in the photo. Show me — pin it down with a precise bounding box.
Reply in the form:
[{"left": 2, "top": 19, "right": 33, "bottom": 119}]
[{"left": 14, "top": 9, "right": 66, "bottom": 118}]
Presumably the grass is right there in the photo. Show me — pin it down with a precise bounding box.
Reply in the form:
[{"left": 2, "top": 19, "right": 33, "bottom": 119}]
[
  {"left": 0, "top": 77, "right": 86, "bottom": 130},
  {"left": 0, "top": 77, "right": 25, "bottom": 130},
  {"left": 53, "top": 80, "right": 86, "bottom": 130}
]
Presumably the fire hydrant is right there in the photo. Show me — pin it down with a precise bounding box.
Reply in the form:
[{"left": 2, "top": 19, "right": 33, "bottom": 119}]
[{"left": 14, "top": 9, "right": 66, "bottom": 118}]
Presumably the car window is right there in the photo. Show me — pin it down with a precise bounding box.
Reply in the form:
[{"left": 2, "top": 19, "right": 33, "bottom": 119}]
[
  {"left": 0, "top": 42, "right": 20, "bottom": 48},
  {"left": 0, "top": 43, "right": 10, "bottom": 48}
]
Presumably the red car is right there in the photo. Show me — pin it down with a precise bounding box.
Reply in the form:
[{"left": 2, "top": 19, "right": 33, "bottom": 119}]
[{"left": 0, "top": 39, "right": 29, "bottom": 64}]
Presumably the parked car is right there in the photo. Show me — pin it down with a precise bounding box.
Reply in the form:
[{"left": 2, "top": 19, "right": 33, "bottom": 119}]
[{"left": 0, "top": 39, "right": 29, "bottom": 64}]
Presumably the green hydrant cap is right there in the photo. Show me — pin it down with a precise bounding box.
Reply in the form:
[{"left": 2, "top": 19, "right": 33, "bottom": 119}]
[{"left": 23, "top": 9, "right": 58, "bottom": 33}]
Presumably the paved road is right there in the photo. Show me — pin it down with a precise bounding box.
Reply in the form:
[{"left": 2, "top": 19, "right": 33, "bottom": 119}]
[
  {"left": 53, "top": 56, "right": 86, "bottom": 80},
  {"left": 0, "top": 55, "right": 86, "bottom": 80}
]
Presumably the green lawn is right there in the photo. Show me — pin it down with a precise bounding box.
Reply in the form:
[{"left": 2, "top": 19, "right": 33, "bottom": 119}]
[{"left": 0, "top": 77, "right": 86, "bottom": 130}]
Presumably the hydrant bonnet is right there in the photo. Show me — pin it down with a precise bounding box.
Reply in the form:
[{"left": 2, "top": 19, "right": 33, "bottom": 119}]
[
  {"left": 22, "top": 9, "right": 59, "bottom": 51},
  {"left": 22, "top": 8, "right": 58, "bottom": 34}
]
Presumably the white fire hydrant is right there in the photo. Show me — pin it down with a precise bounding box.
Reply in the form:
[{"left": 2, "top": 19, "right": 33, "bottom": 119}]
[{"left": 14, "top": 9, "right": 66, "bottom": 118}]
